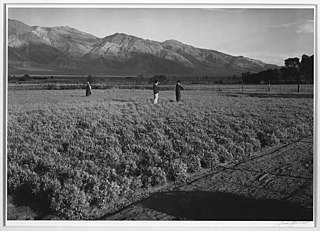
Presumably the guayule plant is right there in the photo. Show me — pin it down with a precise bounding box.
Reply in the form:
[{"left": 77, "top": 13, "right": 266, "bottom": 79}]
[{"left": 7, "top": 89, "right": 313, "bottom": 219}]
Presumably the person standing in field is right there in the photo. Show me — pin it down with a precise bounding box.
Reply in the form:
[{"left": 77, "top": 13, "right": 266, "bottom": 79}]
[
  {"left": 86, "top": 82, "right": 92, "bottom": 97},
  {"left": 153, "top": 80, "right": 159, "bottom": 104},
  {"left": 268, "top": 81, "right": 271, "bottom": 92},
  {"left": 175, "top": 80, "right": 184, "bottom": 102}
]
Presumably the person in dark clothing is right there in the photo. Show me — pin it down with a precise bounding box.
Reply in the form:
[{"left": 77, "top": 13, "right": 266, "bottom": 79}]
[
  {"left": 86, "top": 82, "right": 92, "bottom": 96},
  {"left": 175, "top": 80, "right": 184, "bottom": 101},
  {"left": 153, "top": 80, "right": 159, "bottom": 104}
]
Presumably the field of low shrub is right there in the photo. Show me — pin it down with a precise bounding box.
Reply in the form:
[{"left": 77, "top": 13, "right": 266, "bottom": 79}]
[{"left": 7, "top": 89, "right": 313, "bottom": 219}]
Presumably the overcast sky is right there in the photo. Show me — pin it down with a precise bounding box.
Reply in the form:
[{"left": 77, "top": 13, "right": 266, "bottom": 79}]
[{"left": 8, "top": 7, "right": 314, "bottom": 66}]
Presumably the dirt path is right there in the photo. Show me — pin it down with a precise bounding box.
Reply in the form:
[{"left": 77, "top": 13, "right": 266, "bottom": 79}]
[{"left": 100, "top": 136, "right": 313, "bottom": 220}]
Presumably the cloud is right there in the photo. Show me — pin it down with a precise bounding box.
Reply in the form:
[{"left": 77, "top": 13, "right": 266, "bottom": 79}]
[
  {"left": 296, "top": 20, "right": 314, "bottom": 34},
  {"left": 268, "top": 22, "right": 298, "bottom": 28},
  {"left": 268, "top": 20, "right": 314, "bottom": 34}
]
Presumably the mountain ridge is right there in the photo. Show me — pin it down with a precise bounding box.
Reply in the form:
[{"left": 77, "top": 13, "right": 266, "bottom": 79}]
[{"left": 8, "top": 19, "right": 278, "bottom": 75}]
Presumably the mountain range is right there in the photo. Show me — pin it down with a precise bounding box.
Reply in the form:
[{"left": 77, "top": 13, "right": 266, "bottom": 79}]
[{"left": 8, "top": 19, "right": 278, "bottom": 76}]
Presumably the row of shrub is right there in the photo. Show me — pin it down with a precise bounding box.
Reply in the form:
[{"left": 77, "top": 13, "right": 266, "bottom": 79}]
[{"left": 7, "top": 92, "right": 313, "bottom": 219}]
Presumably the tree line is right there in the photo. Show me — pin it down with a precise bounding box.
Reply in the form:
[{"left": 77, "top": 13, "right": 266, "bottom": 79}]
[{"left": 241, "top": 54, "right": 314, "bottom": 84}]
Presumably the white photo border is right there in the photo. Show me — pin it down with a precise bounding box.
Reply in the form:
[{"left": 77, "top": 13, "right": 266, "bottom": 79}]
[{"left": 1, "top": 0, "right": 319, "bottom": 230}]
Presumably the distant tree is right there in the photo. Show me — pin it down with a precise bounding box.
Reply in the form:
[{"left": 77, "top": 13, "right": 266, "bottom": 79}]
[
  {"left": 19, "top": 74, "right": 31, "bottom": 81},
  {"left": 240, "top": 54, "right": 313, "bottom": 87},
  {"left": 148, "top": 75, "right": 168, "bottom": 84},
  {"left": 260, "top": 69, "right": 281, "bottom": 83},
  {"left": 279, "top": 67, "right": 290, "bottom": 83},
  {"left": 285, "top": 57, "right": 300, "bottom": 69},
  {"left": 300, "top": 54, "right": 314, "bottom": 83},
  {"left": 242, "top": 72, "right": 260, "bottom": 84},
  {"left": 284, "top": 57, "right": 301, "bottom": 92}
]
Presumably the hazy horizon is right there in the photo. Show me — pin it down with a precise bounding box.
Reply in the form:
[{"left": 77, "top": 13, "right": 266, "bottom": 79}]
[{"left": 8, "top": 7, "right": 314, "bottom": 66}]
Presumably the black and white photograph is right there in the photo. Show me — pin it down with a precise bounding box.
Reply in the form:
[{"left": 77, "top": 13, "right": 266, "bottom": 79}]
[{"left": 2, "top": 0, "right": 319, "bottom": 229}]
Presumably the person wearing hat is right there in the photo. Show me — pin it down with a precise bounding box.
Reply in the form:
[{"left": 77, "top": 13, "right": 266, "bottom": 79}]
[
  {"left": 153, "top": 80, "right": 159, "bottom": 104},
  {"left": 86, "top": 82, "right": 92, "bottom": 97}
]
